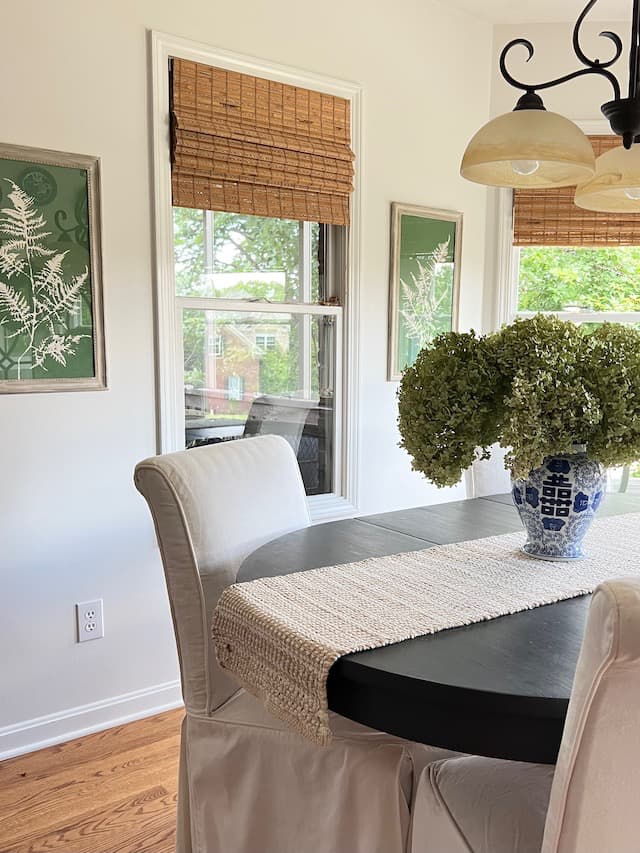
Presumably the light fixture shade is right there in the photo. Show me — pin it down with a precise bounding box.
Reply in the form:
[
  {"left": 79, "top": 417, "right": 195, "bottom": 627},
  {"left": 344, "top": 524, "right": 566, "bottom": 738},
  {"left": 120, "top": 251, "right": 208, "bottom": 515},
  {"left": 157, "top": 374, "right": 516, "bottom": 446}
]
[
  {"left": 574, "top": 145, "right": 640, "bottom": 211},
  {"left": 461, "top": 109, "right": 596, "bottom": 188}
]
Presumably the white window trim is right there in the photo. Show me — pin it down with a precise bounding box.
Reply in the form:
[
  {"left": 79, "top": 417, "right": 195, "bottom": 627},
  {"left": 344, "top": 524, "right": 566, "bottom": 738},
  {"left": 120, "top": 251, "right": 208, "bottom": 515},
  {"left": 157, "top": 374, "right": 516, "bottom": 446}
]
[
  {"left": 150, "top": 31, "right": 363, "bottom": 522},
  {"left": 492, "top": 119, "right": 615, "bottom": 329}
]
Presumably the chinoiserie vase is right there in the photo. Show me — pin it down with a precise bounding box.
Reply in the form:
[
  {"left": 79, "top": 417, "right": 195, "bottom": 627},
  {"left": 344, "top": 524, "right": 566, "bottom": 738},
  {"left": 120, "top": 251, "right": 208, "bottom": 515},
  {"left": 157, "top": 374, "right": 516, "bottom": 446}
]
[{"left": 511, "top": 451, "right": 607, "bottom": 561}]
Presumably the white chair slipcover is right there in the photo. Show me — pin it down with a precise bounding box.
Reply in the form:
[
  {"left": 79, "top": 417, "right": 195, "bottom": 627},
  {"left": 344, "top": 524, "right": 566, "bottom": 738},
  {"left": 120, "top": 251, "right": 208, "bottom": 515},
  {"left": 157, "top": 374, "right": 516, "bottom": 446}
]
[
  {"left": 242, "top": 394, "right": 317, "bottom": 455},
  {"left": 465, "top": 444, "right": 511, "bottom": 499},
  {"left": 409, "top": 577, "right": 640, "bottom": 853},
  {"left": 135, "top": 435, "right": 451, "bottom": 853}
]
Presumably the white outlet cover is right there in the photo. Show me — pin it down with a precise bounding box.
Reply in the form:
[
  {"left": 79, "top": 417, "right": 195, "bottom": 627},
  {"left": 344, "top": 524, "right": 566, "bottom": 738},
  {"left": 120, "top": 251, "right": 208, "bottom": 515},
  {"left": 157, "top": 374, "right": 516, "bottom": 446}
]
[{"left": 76, "top": 599, "right": 104, "bottom": 642}]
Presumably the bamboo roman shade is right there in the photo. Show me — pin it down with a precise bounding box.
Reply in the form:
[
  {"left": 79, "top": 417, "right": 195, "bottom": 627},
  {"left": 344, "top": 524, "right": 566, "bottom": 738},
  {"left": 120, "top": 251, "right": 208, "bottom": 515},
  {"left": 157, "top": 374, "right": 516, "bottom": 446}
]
[
  {"left": 170, "top": 59, "right": 355, "bottom": 225},
  {"left": 513, "top": 136, "right": 640, "bottom": 246}
]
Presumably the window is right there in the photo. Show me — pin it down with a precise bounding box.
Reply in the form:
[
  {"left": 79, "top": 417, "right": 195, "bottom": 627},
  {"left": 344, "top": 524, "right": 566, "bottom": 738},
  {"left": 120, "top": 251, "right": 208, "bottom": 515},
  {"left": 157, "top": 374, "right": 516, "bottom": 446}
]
[
  {"left": 509, "top": 136, "right": 640, "bottom": 331},
  {"left": 154, "top": 42, "right": 361, "bottom": 517},
  {"left": 226, "top": 374, "right": 244, "bottom": 401},
  {"left": 208, "top": 332, "right": 223, "bottom": 357},
  {"left": 176, "top": 210, "right": 344, "bottom": 497},
  {"left": 169, "top": 59, "right": 355, "bottom": 500},
  {"left": 505, "top": 138, "right": 640, "bottom": 494},
  {"left": 255, "top": 334, "right": 277, "bottom": 352},
  {"left": 514, "top": 246, "right": 640, "bottom": 326}
]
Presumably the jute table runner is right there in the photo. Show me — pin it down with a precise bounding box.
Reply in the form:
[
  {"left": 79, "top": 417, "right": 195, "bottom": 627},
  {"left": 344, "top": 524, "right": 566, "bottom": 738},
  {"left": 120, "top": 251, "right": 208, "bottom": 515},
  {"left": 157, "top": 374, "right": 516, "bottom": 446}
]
[{"left": 213, "top": 512, "right": 640, "bottom": 744}]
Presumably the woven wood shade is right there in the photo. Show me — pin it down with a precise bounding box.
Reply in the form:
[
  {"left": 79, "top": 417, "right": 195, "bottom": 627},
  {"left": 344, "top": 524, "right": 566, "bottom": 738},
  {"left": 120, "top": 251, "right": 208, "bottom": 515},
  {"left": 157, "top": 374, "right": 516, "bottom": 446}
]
[
  {"left": 170, "top": 59, "right": 355, "bottom": 225},
  {"left": 513, "top": 136, "right": 640, "bottom": 246}
]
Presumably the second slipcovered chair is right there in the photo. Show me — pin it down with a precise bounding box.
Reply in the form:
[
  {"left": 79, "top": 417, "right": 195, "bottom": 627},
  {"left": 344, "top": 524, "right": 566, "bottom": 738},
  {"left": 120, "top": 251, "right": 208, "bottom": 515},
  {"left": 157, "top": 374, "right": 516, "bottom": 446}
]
[
  {"left": 135, "top": 435, "right": 451, "bottom": 853},
  {"left": 409, "top": 577, "right": 640, "bottom": 853}
]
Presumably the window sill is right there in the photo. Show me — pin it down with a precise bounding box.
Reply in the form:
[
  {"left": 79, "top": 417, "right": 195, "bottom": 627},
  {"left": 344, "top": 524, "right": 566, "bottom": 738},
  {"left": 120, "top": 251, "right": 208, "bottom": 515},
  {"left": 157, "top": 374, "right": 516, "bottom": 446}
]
[{"left": 308, "top": 493, "right": 358, "bottom": 524}]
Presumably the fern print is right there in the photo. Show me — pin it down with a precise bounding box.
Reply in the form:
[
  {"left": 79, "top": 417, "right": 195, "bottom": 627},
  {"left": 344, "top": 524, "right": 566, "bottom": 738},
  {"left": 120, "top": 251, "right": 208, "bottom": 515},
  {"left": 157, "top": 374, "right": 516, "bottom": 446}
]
[
  {"left": 0, "top": 179, "right": 89, "bottom": 380},
  {"left": 400, "top": 237, "right": 453, "bottom": 347}
]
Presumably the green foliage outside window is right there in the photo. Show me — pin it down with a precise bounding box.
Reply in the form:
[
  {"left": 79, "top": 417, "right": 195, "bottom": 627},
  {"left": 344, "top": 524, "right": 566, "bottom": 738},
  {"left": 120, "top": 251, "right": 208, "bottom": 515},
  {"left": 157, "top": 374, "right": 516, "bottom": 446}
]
[
  {"left": 174, "top": 208, "right": 318, "bottom": 300},
  {"left": 174, "top": 209, "right": 320, "bottom": 398},
  {"left": 518, "top": 246, "right": 640, "bottom": 312},
  {"left": 259, "top": 347, "right": 295, "bottom": 395}
]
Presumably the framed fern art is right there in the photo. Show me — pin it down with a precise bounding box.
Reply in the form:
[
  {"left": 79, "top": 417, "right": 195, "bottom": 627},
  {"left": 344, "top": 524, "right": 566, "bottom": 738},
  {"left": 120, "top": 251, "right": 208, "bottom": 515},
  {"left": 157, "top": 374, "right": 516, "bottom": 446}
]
[
  {"left": 0, "top": 143, "right": 105, "bottom": 393},
  {"left": 387, "top": 203, "right": 462, "bottom": 381}
]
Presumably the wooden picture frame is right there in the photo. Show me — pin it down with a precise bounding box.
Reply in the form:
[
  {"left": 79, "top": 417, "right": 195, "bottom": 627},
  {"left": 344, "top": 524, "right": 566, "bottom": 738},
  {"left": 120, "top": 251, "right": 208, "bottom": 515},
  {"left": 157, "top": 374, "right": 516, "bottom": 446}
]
[
  {"left": 387, "top": 202, "right": 462, "bottom": 381},
  {"left": 0, "top": 142, "right": 106, "bottom": 393}
]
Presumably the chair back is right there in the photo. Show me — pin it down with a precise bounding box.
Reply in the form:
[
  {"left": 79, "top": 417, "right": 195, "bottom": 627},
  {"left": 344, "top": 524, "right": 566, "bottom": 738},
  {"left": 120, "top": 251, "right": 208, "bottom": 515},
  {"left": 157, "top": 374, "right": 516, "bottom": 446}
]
[
  {"left": 243, "top": 395, "right": 317, "bottom": 455},
  {"left": 134, "top": 435, "right": 310, "bottom": 715},
  {"left": 542, "top": 578, "right": 640, "bottom": 853},
  {"left": 465, "top": 444, "right": 511, "bottom": 498}
]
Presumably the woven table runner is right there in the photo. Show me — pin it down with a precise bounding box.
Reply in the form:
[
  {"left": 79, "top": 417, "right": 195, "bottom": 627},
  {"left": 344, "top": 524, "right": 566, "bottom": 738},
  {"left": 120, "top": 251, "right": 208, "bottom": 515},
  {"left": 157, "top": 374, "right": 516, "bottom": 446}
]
[{"left": 213, "top": 512, "right": 640, "bottom": 744}]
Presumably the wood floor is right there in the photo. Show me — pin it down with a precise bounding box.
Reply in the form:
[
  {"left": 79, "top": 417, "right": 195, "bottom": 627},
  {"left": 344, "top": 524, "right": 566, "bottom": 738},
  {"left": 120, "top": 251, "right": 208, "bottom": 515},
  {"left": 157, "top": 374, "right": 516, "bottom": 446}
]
[{"left": 0, "top": 709, "right": 183, "bottom": 853}]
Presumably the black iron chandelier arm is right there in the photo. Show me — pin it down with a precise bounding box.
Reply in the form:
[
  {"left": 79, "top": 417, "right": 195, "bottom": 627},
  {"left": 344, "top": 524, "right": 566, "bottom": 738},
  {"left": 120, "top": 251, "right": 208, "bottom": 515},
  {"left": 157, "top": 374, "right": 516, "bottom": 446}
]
[
  {"left": 629, "top": 0, "right": 640, "bottom": 99},
  {"left": 499, "top": 38, "right": 621, "bottom": 102},
  {"left": 572, "top": 0, "right": 623, "bottom": 70}
]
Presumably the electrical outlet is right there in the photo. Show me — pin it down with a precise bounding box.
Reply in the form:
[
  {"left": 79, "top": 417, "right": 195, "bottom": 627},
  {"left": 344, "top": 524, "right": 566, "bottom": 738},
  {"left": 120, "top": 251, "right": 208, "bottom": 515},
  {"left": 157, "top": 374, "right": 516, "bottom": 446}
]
[{"left": 76, "top": 599, "right": 104, "bottom": 642}]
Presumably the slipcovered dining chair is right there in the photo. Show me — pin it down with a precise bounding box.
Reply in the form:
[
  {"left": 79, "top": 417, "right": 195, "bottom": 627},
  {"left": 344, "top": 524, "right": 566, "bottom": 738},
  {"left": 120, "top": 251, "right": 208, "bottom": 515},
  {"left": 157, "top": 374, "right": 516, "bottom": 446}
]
[
  {"left": 135, "top": 435, "right": 449, "bottom": 853},
  {"left": 465, "top": 444, "right": 511, "bottom": 498},
  {"left": 409, "top": 577, "right": 640, "bottom": 853}
]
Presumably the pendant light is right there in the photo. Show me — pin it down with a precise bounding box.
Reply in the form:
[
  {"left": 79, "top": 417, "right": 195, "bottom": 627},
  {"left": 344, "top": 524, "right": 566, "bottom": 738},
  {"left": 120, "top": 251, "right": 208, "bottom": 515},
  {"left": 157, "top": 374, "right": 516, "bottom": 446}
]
[
  {"left": 575, "top": 136, "right": 640, "bottom": 210},
  {"left": 461, "top": 91, "right": 596, "bottom": 188},
  {"left": 461, "top": 0, "right": 640, "bottom": 211}
]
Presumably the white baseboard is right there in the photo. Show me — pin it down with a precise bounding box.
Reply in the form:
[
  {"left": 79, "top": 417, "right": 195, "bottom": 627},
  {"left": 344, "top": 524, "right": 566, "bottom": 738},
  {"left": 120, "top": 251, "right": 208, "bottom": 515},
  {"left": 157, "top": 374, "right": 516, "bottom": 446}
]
[{"left": 0, "top": 680, "right": 183, "bottom": 760}]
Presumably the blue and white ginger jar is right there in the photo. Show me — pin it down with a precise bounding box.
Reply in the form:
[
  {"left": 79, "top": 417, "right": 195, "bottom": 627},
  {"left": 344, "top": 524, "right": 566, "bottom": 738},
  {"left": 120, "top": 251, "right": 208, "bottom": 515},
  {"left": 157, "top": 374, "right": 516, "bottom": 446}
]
[{"left": 511, "top": 451, "right": 606, "bottom": 561}]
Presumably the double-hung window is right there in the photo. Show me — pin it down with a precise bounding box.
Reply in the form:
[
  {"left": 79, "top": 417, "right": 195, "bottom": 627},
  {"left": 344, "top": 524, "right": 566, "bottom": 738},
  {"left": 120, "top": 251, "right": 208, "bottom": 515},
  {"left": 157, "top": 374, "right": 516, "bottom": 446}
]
[
  {"left": 169, "top": 58, "right": 354, "bottom": 500},
  {"left": 175, "top": 209, "right": 345, "bottom": 497}
]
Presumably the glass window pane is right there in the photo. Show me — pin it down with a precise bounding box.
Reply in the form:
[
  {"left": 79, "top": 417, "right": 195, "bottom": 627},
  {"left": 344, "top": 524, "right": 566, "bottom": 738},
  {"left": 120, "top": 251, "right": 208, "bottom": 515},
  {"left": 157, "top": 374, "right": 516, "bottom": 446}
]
[
  {"left": 174, "top": 209, "right": 325, "bottom": 303},
  {"left": 183, "top": 309, "right": 336, "bottom": 496},
  {"left": 518, "top": 246, "right": 640, "bottom": 313}
]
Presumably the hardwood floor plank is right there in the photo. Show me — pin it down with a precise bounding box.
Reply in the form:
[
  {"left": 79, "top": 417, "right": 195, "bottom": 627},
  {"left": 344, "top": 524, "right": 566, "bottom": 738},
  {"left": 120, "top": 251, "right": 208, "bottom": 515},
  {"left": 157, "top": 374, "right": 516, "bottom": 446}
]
[
  {"left": 1, "top": 786, "right": 177, "bottom": 853},
  {"left": 0, "top": 711, "right": 182, "bottom": 853},
  {"left": 0, "top": 730, "right": 180, "bottom": 807},
  {"left": 0, "top": 709, "right": 183, "bottom": 787},
  {"left": 2, "top": 748, "right": 179, "bottom": 841}
]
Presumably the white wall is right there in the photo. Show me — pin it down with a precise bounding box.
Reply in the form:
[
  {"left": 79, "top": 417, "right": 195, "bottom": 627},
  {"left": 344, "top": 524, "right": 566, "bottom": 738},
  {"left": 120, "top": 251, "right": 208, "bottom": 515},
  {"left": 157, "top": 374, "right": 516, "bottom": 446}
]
[
  {"left": 0, "top": 0, "right": 492, "bottom": 755},
  {"left": 492, "top": 21, "right": 632, "bottom": 119}
]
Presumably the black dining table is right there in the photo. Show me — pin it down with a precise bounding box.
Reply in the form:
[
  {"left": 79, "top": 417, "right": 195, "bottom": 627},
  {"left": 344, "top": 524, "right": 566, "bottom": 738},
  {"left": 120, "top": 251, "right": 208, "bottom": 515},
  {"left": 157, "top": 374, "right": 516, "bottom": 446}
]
[{"left": 239, "top": 491, "right": 640, "bottom": 764}]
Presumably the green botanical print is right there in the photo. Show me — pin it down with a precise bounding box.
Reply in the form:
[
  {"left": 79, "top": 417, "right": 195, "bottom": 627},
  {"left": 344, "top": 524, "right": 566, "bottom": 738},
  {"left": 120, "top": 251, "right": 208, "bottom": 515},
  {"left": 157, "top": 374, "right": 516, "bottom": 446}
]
[
  {"left": 396, "top": 215, "right": 456, "bottom": 373},
  {"left": 0, "top": 160, "right": 94, "bottom": 381},
  {"left": 400, "top": 238, "right": 452, "bottom": 348}
]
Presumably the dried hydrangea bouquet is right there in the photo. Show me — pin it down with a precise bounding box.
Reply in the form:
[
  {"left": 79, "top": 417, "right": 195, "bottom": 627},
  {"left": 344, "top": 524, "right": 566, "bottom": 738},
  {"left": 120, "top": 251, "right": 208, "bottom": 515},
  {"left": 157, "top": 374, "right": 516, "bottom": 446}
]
[{"left": 398, "top": 315, "right": 640, "bottom": 560}]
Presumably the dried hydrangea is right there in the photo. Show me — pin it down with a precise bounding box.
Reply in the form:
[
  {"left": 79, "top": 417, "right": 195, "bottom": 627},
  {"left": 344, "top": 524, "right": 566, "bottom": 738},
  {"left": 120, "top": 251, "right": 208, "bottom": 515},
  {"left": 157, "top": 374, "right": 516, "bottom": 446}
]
[{"left": 397, "top": 315, "right": 640, "bottom": 486}]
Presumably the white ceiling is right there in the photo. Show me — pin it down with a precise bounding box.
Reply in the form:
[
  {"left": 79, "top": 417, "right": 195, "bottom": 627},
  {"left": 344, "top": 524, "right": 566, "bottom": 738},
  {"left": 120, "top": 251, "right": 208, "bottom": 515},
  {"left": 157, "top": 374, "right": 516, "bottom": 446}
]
[{"left": 447, "top": 0, "right": 632, "bottom": 24}]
